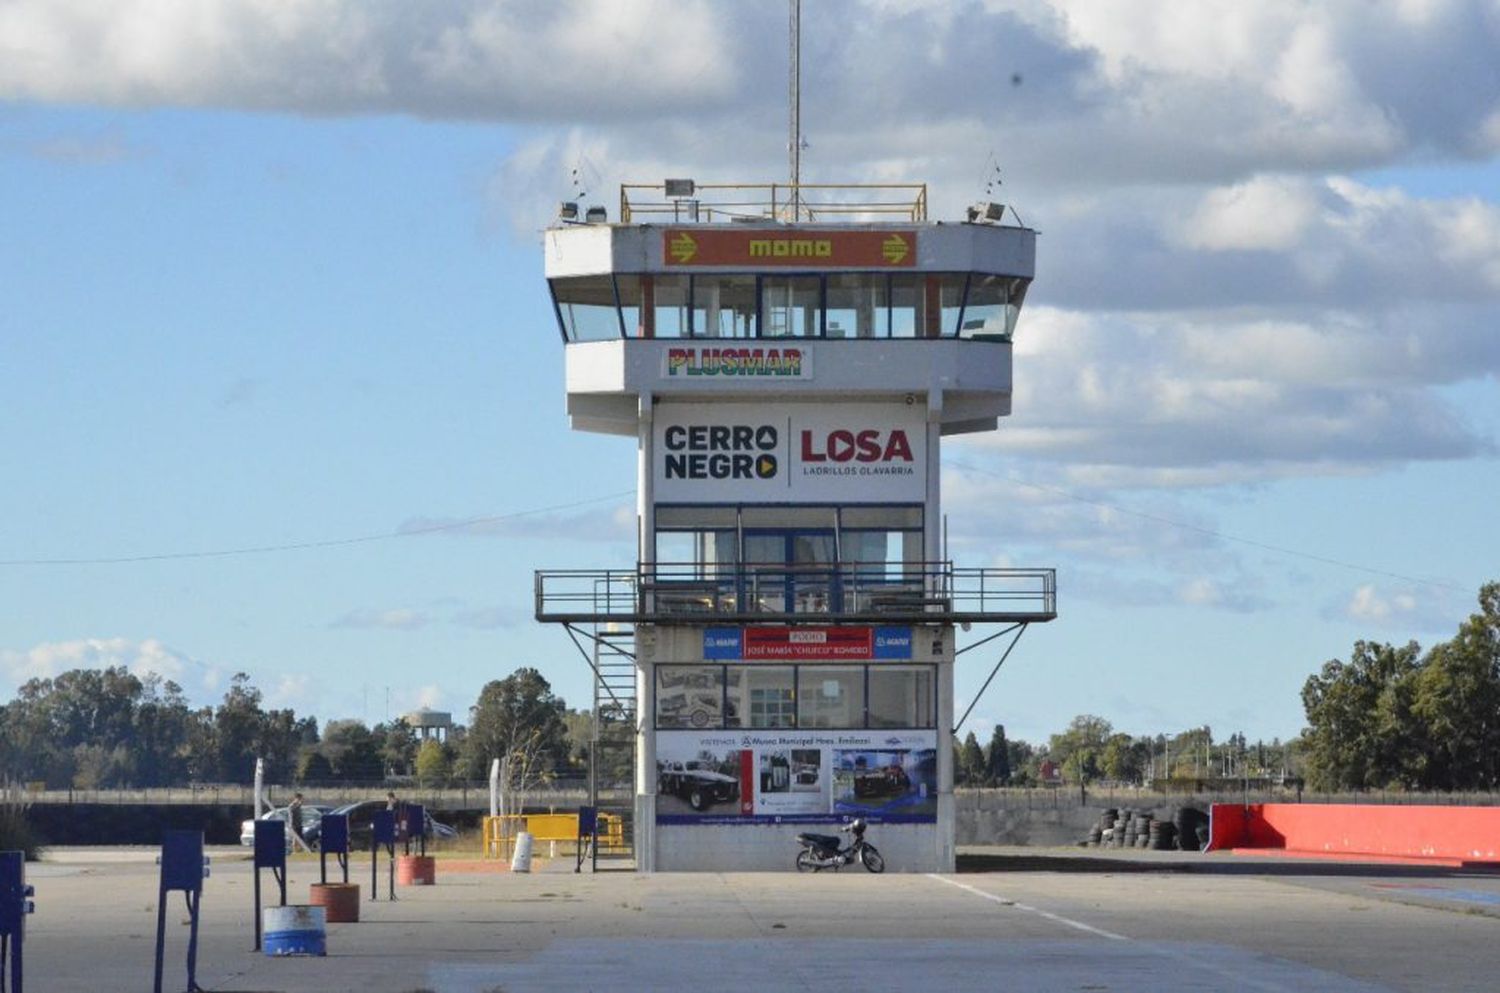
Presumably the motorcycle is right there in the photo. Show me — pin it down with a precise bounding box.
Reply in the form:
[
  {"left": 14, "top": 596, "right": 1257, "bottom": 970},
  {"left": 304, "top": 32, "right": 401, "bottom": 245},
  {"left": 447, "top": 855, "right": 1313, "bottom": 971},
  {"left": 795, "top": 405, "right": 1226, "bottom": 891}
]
[{"left": 794, "top": 817, "right": 885, "bottom": 873}]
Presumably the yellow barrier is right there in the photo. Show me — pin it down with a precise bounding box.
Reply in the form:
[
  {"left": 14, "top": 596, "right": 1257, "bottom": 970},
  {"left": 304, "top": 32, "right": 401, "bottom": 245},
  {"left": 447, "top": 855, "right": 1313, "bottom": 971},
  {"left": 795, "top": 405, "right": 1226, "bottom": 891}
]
[
  {"left": 483, "top": 811, "right": 627, "bottom": 859},
  {"left": 482, "top": 815, "right": 525, "bottom": 860}
]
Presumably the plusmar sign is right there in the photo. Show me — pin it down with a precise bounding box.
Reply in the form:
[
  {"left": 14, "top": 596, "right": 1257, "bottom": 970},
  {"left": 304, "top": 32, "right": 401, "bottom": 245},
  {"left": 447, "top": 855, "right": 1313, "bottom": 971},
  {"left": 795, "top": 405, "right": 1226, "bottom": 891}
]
[{"left": 664, "top": 229, "right": 916, "bottom": 267}]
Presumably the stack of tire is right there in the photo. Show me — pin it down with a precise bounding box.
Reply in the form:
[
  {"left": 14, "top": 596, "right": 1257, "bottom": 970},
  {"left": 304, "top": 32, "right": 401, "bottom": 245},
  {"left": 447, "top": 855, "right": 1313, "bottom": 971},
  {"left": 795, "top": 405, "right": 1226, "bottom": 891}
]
[
  {"left": 1083, "top": 805, "right": 1207, "bottom": 850},
  {"left": 1148, "top": 816, "right": 1177, "bottom": 850},
  {"left": 1174, "top": 805, "right": 1210, "bottom": 851}
]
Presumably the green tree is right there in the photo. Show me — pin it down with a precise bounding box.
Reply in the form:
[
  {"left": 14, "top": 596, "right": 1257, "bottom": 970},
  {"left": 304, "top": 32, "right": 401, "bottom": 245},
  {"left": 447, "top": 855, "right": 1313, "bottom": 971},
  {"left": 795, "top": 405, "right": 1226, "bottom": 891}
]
[
  {"left": 1409, "top": 584, "right": 1500, "bottom": 789},
  {"left": 213, "top": 673, "right": 267, "bottom": 782},
  {"left": 958, "top": 731, "right": 986, "bottom": 786},
  {"left": 378, "top": 720, "right": 419, "bottom": 778},
  {"left": 1049, "top": 715, "right": 1112, "bottom": 784},
  {"left": 1300, "top": 641, "right": 1421, "bottom": 790},
  {"left": 415, "top": 738, "right": 452, "bottom": 786},
  {"left": 321, "top": 720, "right": 384, "bottom": 781},
  {"left": 459, "top": 667, "right": 570, "bottom": 781},
  {"left": 296, "top": 749, "right": 334, "bottom": 783},
  {"left": 985, "top": 725, "right": 1011, "bottom": 785}
]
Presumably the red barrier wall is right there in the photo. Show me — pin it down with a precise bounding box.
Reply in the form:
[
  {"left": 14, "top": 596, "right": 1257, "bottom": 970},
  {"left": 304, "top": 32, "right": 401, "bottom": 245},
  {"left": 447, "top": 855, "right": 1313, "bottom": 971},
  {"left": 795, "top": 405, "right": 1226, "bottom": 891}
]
[{"left": 1207, "top": 803, "right": 1500, "bottom": 864}]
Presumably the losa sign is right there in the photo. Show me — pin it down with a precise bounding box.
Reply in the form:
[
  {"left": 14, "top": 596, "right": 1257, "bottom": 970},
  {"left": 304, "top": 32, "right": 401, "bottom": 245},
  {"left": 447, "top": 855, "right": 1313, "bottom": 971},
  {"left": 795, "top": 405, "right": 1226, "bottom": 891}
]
[{"left": 654, "top": 402, "right": 927, "bottom": 502}]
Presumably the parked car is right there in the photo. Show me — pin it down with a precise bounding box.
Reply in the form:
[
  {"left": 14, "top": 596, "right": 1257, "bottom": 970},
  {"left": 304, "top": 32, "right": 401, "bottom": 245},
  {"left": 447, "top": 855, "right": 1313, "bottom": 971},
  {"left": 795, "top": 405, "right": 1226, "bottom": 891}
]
[
  {"left": 659, "top": 760, "right": 739, "bottom": 811},
  {"left": 326, "top": 799, "right": 458, "bottom": 848},
  {"left": 239, "top": 804, "right": 333, "bottom": 849},
  {"left": 853, "top": 764, "right": 911, "bottom": 798}
]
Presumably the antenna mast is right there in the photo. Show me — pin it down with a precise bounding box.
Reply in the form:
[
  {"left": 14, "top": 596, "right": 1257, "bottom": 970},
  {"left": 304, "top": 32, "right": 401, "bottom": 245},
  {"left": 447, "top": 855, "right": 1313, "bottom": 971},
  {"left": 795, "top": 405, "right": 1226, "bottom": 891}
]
[{"left": 788, "top": 0, "right": 802, "bottom": 221}]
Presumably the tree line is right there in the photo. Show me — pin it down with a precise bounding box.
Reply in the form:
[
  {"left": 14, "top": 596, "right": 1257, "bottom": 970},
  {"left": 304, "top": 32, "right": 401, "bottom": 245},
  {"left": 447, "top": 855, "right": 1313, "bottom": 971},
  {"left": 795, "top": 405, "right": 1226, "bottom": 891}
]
[
  {"left": 956, "top": 581, "right": 1500, "bottom": 794},
  {"left": 954, "top": 718, "right": 1296, "bottom": 788},
  {"left": 1299, "top": 581, "right": 1500, "bottom": 791},
  {"left": 7, "top": 581, "right": 1496, "bottom": 794},
  {"left": 0, "top": 665, "right": 578, "bottom": 790}
]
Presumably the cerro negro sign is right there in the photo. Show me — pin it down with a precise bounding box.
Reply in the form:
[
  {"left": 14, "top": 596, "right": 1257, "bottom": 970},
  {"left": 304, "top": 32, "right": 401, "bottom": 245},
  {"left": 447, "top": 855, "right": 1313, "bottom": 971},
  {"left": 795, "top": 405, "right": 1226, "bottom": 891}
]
[
  {"left": 654, "top": 402, "right": 927, "bottom": 502},
  {"left": 663, "top": 424, "right": 780, "bottom": 481}
]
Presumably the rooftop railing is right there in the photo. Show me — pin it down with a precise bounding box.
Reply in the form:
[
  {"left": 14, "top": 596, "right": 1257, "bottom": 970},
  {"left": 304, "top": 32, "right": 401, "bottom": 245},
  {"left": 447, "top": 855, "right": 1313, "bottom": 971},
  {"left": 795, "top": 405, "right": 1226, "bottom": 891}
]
[
  {"left": 535, "top": 561, "right": 1055, "bottom": 625},
  {"left": 619, "top": 182, "right": 928, "bottom": 224}
]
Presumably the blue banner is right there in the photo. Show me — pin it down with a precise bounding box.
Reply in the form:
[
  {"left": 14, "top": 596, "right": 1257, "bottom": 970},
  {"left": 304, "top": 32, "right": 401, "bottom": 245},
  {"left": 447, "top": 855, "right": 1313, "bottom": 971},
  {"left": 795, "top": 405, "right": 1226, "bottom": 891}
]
[
  {"left": 873, "top": 627, "right": 912, "bottom": 659},
  {"left": 703, "top": 628, "right": 742, "bottom": 659}
]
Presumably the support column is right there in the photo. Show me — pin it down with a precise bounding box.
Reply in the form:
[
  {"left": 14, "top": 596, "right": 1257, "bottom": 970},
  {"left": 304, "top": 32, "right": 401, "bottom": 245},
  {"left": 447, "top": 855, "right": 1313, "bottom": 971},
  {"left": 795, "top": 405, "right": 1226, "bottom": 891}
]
[
  {"left": 936, "top": 625, "right": 956, "bottom": 872},
  {"left": 635, "top": 392, "right": 657, "bottom": 872}
]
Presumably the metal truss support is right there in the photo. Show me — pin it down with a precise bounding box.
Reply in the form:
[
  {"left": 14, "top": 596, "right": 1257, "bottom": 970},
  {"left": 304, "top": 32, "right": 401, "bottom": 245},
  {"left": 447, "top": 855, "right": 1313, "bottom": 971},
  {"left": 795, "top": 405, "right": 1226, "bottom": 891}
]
[{"left": 952, "top": 622, "right": 1029, "bottom": 736}]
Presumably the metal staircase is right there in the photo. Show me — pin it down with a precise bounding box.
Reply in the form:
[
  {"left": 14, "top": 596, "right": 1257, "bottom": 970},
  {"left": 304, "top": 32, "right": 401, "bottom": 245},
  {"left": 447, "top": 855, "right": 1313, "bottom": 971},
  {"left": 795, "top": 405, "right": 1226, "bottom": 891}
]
[{"left": 588, "top": 623, "right": 637, "bottom": 868}]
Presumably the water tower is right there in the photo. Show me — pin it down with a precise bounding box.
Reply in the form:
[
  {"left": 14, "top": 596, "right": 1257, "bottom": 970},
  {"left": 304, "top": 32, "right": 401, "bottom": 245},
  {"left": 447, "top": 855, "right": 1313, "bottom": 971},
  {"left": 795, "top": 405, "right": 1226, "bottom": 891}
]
[{"left": 535, "top": 181, "right": 1055, "bottom": 871}]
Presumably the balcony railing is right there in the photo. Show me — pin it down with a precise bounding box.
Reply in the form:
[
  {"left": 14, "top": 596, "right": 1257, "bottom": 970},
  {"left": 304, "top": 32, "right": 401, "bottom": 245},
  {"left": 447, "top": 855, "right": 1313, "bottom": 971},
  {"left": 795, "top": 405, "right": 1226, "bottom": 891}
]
[{"left": 534, "top": 561, "right": 1055, "bottom": 625}]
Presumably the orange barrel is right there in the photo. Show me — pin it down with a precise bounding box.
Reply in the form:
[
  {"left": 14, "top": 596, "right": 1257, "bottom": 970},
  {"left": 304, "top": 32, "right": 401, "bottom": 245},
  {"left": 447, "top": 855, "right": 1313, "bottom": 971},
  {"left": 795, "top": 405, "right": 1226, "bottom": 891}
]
[
  {"left": 308, "top": 882, "right": 361, "bottom": 923},
  {"left": 396, "top": 854, "right": 436, "bottom": 886}
]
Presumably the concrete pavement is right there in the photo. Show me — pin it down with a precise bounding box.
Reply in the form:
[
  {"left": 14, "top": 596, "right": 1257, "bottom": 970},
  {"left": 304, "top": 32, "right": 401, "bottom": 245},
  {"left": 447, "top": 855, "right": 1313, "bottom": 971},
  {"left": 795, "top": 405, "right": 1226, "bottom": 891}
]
[{"left": 11, "top": 846, "right": 1500, "bottom": 992}]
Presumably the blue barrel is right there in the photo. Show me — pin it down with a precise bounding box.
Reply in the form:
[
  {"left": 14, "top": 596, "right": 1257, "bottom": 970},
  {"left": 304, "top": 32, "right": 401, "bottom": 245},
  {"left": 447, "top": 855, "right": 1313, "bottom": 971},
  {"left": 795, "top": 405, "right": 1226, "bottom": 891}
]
[{"left": 262, "top": 905, "right": 327, "bottom": 957}]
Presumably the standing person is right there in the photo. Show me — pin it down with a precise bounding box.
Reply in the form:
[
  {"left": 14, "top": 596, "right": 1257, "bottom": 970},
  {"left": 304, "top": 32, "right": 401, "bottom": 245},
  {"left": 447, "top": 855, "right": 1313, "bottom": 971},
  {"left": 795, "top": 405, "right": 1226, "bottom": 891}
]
[
  {"left": 289, "top": 791, "right": 305, "bottom": 841},
  {"left": 387, "top": 790, "right": 406, "bottom": 841}
]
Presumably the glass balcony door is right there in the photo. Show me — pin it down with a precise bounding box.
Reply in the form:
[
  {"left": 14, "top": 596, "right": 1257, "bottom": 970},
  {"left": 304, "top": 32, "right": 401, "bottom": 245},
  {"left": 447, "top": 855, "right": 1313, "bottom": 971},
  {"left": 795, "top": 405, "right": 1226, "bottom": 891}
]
[{"left": 743, "top": 529, "right": 838, "bottom": 614}]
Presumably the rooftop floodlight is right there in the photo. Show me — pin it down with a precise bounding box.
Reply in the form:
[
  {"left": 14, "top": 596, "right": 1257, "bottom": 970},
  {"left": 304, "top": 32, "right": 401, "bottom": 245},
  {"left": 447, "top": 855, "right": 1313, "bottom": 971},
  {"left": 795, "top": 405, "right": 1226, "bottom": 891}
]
[
  {"left": 968, "top": 201, "right": 1006, "bottom": 224},
  {"left": 663, "top": 178, "right": 696, "bottom": 198},
  {"left": 585, "top": 205, "right": 608, "bottom": 224},
  {"left": 559, "top": 201, "right": 579, "bottom": 221}
]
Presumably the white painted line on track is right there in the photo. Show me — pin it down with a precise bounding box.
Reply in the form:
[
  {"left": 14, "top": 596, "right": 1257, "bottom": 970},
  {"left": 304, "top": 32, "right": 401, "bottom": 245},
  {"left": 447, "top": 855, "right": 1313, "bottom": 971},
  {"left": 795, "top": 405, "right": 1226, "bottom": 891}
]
[
  {"left": 929, "top": 874, "right": 1328, "bottom": 993},
  {"left": 927, "top": 873, "right": 1129, "bottom": 941}
]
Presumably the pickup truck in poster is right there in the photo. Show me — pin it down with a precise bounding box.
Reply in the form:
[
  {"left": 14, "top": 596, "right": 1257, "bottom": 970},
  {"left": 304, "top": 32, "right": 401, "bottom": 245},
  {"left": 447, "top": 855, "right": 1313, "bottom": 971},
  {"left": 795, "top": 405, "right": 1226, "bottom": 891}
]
[{"left": 658, "top": 760, "right": 740, "bottom": 811}]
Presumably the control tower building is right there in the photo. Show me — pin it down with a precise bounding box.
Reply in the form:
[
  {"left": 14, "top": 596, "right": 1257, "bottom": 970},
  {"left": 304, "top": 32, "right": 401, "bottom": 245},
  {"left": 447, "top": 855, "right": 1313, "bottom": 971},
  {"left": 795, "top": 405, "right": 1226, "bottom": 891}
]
[{"left": 535, "top": 182, "right": 1055, "bottom": 872}]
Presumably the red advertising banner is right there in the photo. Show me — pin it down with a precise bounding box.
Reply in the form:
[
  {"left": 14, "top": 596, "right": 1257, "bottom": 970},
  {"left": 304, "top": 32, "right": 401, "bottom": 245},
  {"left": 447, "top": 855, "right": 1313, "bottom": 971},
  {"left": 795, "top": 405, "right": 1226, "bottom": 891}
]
[
  {"left": 742, "top": 627, "right": 874, "bottom": 660},
  {"left": 664, "top": 229, "right": 916, "bottom": 267}
]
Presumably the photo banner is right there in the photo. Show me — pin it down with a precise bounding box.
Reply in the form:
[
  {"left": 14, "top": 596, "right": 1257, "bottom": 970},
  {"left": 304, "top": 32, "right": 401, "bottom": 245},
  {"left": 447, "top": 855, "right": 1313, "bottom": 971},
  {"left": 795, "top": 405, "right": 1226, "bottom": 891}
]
[{"left": 655, "top": 729, "right": 937, "bottom": 825}]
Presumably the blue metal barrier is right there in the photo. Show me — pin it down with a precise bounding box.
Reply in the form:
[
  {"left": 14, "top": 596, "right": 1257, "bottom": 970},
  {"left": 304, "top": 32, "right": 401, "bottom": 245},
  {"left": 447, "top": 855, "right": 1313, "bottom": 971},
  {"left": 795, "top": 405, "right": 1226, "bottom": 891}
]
[
  {"left": 319, "top": 813, "right": 350, "bottom": 886},
  {"left": 154, "top": 830, "right": 208, "bottom": 993},
  {"left": 251, "top": 819, "right": 287, "bottom": 951},
  {"left": 1, "top": 851, "right": 36, "bottom": 993},
  {"left": 403, "top": 804, "right": 427, "bottom": 857},
  {"left": 371, "top": 810, "right": 396, "bottom": 901}
]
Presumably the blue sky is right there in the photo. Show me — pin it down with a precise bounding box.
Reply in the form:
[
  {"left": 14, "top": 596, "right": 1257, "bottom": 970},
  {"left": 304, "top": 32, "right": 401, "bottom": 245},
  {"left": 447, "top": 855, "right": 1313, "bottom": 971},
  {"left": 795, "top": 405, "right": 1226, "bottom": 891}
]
[{"left": 2, "top": 1, "right": 1497, "bottom": 749}]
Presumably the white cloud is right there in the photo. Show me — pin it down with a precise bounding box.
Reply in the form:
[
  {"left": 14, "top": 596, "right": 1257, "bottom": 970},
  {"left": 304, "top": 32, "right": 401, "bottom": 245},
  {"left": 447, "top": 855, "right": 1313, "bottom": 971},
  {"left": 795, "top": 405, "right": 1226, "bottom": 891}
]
[
  {"left": 1179, "top": 176, "right": 1322, "bottom": 252},
  {"left": 0, "top": 636, "right": 224, "bottom": 699},
  {"left": 450, "top": 605, "right": 526, "bottom": 630},
  {"left": 1345, "top": 583, "right": 1418, "bottom": 622},
  {"left": 1329, "top": 583, "right": 1462, "bottom": 633},
  {"left": 330, "top": 607, "right": 429, "bottom": 631}
]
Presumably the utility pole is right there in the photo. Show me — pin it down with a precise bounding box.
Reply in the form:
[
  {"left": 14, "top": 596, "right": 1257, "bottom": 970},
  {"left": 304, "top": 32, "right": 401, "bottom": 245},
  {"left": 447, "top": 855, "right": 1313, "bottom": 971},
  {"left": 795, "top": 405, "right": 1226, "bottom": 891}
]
[{"left": 788, "top": 0, "right": 801, "bottom": 220}]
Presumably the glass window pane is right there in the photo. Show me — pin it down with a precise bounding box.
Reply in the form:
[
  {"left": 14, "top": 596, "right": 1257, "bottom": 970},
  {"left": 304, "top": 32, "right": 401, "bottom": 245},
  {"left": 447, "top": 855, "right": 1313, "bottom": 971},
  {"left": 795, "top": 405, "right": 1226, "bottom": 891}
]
[
  {"left": 740, "top": 507, "right": 839, "bottom": 530},
  {"left": 868, "top": 666, "right": 935, "bottom": 728},
  {"left": 655, "top": 505, "right": 739, "bottom": 528},
  {"left": 940, "top": 274, "right": 968, "bottom": 337},
  {"left": 839, "top": 505, "right": 924, "bottom": 529},
  {"left": 614, "top": 274, "right": 643, "bottom": 338},
  {"left": 652, "top": 275, "right": 690, "bottom": 338},
  {"left": 726, "top": 666, "right": 796, "bottom": 728},
  {"left": 691, "top": 275, "right": 757, "bottom": 338},
  {"left": 761, "top": 276, "right": 821, "bottom": 338},
  {"left": 654, "top": 530, "right": 736, "bottom": 570},
  {"left": 960, "top": 274, "right": 1024, "bottom": 340},
  {"left": 657, "top": 666, "right": 725, "bottom": 729},
  {"left": 797, "top": 666, "right": 864, "bottom": 728},
  {"left": 551, "top": 276, "right": 620, "bottom": 341},
  {"left": 888, "top": 275, "right": 924, "bottom": 338},
  {"left": 826, "top": 274, "right": 883, "bottom": 338}
]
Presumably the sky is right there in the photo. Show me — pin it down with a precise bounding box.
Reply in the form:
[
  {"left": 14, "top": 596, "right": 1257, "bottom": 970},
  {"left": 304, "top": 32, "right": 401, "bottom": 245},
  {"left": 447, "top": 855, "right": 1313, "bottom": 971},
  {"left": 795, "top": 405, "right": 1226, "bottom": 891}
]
[{"left": 1, "top": 0, "right": 1497, "bottom": 749}]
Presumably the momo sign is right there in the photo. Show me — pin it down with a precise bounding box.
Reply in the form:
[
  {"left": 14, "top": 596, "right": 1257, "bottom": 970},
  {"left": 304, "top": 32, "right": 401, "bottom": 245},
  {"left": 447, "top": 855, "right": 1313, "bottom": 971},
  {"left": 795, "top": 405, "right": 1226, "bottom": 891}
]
[
  {"left": 654, "top": 402, "right": 927, "bottom": 502},
  {"left": 664, "top": 229, "right": 916, "bottom": 268}
]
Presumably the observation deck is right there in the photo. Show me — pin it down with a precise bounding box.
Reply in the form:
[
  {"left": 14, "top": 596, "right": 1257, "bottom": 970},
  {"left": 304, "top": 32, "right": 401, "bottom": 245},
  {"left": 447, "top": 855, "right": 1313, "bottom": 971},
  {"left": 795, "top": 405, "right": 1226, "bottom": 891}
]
[
  {"left": 547, "top": 182, "right": 1035, "bottom": 437},
  {"left": 534, "top": 561, "right": 1056, "bottom": 626}
]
